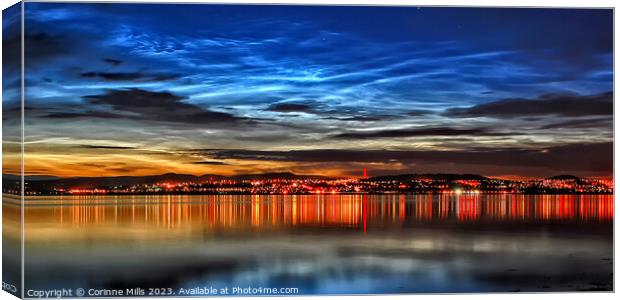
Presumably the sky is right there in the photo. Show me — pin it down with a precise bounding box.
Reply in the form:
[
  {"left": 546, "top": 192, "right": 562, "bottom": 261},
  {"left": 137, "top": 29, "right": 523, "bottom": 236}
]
[{"left": 2, "top": 3, "right": 614, "bottom": 179}]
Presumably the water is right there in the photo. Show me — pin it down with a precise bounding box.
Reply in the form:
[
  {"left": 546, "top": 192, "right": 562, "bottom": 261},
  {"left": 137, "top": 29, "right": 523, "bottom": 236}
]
[{"left": 5, "top": 194, "right": 614, "bottom": 295}]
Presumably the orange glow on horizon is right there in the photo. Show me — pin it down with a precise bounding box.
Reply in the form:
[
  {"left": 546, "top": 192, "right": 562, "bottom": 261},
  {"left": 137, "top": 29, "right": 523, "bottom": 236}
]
[{"left": 10, "top": 147, "right": 615, "bottom": 180}]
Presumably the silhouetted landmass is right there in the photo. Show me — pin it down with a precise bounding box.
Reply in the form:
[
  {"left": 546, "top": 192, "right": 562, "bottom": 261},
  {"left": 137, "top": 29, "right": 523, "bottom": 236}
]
[
  {"left": 363, "top": 173, "right": 490, "bottom": 182},
  {"left": 2, "top": 172, "right": 612, "bottom": 195},
  {"left": 546, "top": 175, "right": 582, "bottom": 181},
  {"left": 229, "top": 172, "right": 330, "bottom": 181},
  {"left": 42, "top": 173, "right": 218, "bottom": 188},
  {"left": 3, "top": 174, "right": 60, "bottom": 181}
]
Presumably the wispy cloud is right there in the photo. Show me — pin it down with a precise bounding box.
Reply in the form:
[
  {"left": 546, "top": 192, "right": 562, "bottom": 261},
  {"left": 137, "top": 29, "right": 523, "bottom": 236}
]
[{"left": 18, "top": 3, "right": 613, "bottom": 177}]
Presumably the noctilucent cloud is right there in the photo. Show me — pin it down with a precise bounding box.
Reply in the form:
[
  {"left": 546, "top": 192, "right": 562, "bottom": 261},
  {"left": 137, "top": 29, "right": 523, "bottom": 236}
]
[{"left": 3, "top": 3, "right": 613, "bottom": 178}]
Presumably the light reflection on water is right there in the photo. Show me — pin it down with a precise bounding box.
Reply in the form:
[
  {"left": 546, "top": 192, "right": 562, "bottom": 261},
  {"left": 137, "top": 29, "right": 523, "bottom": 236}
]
[
  {"left": 9, "top": 194, "right": 614, "bottom": 294},
  {"left": 23, "top": 194, "right": 614, "bottom": 228}
]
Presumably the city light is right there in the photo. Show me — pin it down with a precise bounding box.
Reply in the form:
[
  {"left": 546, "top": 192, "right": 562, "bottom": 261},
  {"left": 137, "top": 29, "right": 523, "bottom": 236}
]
[{"left": 9, "top": 171, "right": 613, "bottom": 196}]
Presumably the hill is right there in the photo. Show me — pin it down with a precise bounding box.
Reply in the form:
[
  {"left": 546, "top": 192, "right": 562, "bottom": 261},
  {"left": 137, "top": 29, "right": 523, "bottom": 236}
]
[{"left": 365, "top": 173, "right": 491, "bottom": 182}]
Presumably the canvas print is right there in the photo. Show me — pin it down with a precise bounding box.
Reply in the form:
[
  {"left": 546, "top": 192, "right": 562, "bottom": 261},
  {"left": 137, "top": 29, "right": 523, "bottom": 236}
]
[
  {"left": 2, "top": 2, "right": 22, "bottom": 297},
  {"left": 2, "top": 2, "right": 614, "bottom": 297}
]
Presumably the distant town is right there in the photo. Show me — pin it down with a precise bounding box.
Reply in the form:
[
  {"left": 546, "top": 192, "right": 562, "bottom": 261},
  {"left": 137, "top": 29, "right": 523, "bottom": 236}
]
[{"left": 2, "top": 171, "right": 613, "bottom": 196}]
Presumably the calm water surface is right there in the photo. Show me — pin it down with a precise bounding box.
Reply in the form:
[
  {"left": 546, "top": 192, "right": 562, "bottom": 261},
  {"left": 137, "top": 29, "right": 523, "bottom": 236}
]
[{"left": 7, "top": 194, "right": 614, "bottom": 294}]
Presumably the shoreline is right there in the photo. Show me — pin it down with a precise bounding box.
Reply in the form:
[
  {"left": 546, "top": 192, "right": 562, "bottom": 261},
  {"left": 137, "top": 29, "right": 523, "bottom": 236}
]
[{"left": 3, "top": 192, "right": 614, "bottom": 198}]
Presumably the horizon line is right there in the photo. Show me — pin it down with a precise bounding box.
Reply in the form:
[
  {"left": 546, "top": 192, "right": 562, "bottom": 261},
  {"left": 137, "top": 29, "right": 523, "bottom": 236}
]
[{"left": 2, "top": 171, "right": 614, "bottom": 181}]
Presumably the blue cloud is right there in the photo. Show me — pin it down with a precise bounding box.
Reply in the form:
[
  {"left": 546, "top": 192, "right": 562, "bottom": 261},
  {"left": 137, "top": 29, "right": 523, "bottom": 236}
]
[{"left": 20, "top": 3, "right": 613, "bottom": 176}]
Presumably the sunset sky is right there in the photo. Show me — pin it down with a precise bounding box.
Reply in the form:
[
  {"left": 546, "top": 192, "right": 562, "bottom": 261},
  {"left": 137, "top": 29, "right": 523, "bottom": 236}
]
[{"left": 2, "top": 3, "right": 613, "bottom": 179}]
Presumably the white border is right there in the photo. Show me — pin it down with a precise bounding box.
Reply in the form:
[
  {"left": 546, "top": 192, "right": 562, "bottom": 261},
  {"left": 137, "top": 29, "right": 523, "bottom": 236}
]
[{"left": 0, "top": 1, "right": 617, "bottom": 300}]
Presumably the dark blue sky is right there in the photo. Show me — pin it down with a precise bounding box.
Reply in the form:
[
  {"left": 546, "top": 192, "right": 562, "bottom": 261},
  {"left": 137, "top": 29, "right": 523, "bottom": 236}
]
[{"left": 6, "top": 3, "right": 613, "bottom": 178}]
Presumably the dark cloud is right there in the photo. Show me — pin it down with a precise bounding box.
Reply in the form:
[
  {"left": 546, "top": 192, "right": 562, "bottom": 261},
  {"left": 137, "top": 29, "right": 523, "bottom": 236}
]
[
  {"left": 199, "top": 142, "right": 612, "bottom": 174},
  {"left": 25, "top": 33, "right": 64, "bottom": 56},
  {"left": 80, "top": 71, "right": 180, "bottom": 82},
  {"left": 333, "top": 127, "right": 492, "bottom": 139},
  {"left": 191, "top": 161, "right": 230, "bottom": 165},
  {"left": 74, "top": 88, "right": 250, "bottom": 125},
  {"left": 2, "top": 104, "right": 25, "bottom": 122},
  {"left": 2, "top": 32, "right": 20, "bottom": 73},
  {"left": 334, "top": 116, "right": 383, "bottom": 122},
  {"left": 42, "top": 111, "right": 125, "bottom": 119},
  {"left": 104, "top": 167, "right": 133, "bottom": 173},
  {"left": 445, "top": 92, "right": 613, "bottom": 118},
  {"left": 267, "top": 103, "right": 314, "bottom": 113},
  {"left": 539, "top": 118, "right": 612, "bottom": 130},
  {"left": 4, "top": 32, "right": 69, "bottom": 71},
  {"left": 79, "top": 163, "right": 108, "bottom": 168},
  {"left": 77, "top": 145, "right": 136, "bottom": 150},
  {"left": 103, "top": 58, "right": 123, "bottom": 65},
  {"left": 322, "top": 115, "right": 392, "bottom": 122},
  {"left": 405, "top": 110, "right": 434, "bottom": 117}
]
